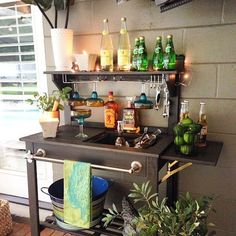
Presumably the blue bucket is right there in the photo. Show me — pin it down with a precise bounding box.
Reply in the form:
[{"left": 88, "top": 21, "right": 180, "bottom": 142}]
[{"left": 41, "top": 176, "right": 109, "bottom": 230}]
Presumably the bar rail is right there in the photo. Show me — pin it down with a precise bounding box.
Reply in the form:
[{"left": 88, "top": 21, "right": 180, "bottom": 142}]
[{"left": 25, "top": 149, "right": 142, "bottom": 174}]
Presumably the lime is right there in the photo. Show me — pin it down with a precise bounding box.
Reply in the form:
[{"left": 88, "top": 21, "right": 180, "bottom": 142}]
[
  {"left": 183, "top": 131, "right": 195, "bottom": 144},
  {"left": 173, "top": 124, "right": 185, "bottom": 136},
  {"left": 188, "top": 123, "right": 202, "bottom": 134},
  {"left": 181, "top": 117, "right": 193, "bottom": 127},
  {"left": 180, "top": 145, "right": 193, "bottom": 155},
  {"left": 174, "top": 136, "right": 185, "bottom": 146}
]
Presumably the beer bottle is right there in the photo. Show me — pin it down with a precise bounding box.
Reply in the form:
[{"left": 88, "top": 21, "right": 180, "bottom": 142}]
[
  {"left": 163, "top": 34, "right": 176, "bottom": 70},
  {"left": 104, "top": 91, "right": 119, "bottom": 129},
  {"left": 137, "top": 36, "right": 148, "bottom": 71},
  {"left": 184, "top": 100, "right": 189, "bottom": 118},
  {"left": 117, "top": 17, "right": 131, "bottom": 71},
  {"left": 179, "top": 101, "right": 186, "bottom": 122},
  {"left": 152, "top": 36, "right": 164, "bottom": 71},
  {"left": 100, "top": 19, "right": 113, "bottom": 71},
  {"left": 197, "top": 102, "right": 208, "bottom": 147},
  {"left": 131, "top": 37, "right": 140, "bottom": 71}
]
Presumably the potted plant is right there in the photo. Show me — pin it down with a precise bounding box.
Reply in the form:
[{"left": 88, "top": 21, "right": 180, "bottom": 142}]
[
  {"left": 27, "top": 87, "right": 72, "bottom": 138},
  {"left": 102, "top": 182, "right": 215, "bottom": 236},
  {"left": 22, "top": 0, "right": 75, "bottom": 70}
]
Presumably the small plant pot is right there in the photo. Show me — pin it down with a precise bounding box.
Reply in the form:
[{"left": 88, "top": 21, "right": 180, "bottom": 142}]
[
  {"left": 42, "top": 111, "right": 59, "bottom": 120},
  {"left": 39, "top": 118, "right": 59, "bottom": 138}
]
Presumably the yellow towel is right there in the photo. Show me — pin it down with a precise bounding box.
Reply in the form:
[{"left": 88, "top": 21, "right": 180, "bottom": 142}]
[{"left": 64, "top": 160, "right": 91, "bottom": 228}]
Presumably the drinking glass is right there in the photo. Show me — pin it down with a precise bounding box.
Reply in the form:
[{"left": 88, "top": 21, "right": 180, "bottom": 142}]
[
  {"left": 69, "top": 84, "right": 86, "bottom": 109},
  {"left": 134, "top": 83, "right": 153, "bottom": 109},
  {"left": 86, "top": 82, "right": 104, "bottom": 107},
  {"left": 72, "top": 109, "right": 91, "bottom": 139}
]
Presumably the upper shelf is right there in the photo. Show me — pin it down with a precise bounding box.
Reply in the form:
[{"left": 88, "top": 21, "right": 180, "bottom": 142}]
[{"left": 44, "top": 55, "right": 185, "bottom": 82}]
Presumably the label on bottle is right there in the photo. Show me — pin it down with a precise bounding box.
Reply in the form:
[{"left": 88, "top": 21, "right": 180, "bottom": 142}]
[
  {"left": 104, "top": 108, "right": 116, "bottom": 128},
  {"left": 100, "top": 50, "right": 112, "bottom": 66},
  {"left": 123, "top": 109, "right": 135, "bottom": 129},
  {"left": 165, "top": 45, "right": 171, "bottom": 53},
  {"left": 155, "top": 46, "right": 161, "bottom": 54},
  {"left": 118, "top": 49, "right": 130, "bottom": 66},
  {"left": 102, "top": 30, "right": 108, "bottom": 36},
  {"left": 120, "top": 29, "right": 127, "bottom": 35},
  {"left": 133, "top": 48, "right": 139, "bottom": 55},
  {"left": 138, "top": 46, "right": 144, "bottom": 54}
]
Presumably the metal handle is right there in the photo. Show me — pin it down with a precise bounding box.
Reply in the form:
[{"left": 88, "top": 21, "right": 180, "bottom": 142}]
[{"left": 25, "top": 149, "right": 142, "bottom": 174}]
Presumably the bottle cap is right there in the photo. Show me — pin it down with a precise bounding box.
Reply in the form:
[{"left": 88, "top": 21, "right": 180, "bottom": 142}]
[
  {"left": 135, "top": 37, "right": 139, "bottom": 42},
  {"left": 103, "top": 18, "right": 108, "bottom": 23},
  {"left": 127, "top": 100, "right": 132, "bottom": 108},
  {"left": 167, "top": 34, "right": 173, "bottom": 39},
  {"left": 200, "top": 102, "right": 205, "bottom": 105},
  {"left": 156, "top": 36, "right": 162, "bottom": 40},
  {"left": 108, "top": 91, "right": 113, "bottom": 96},
  {"left": 139, "top": 36, "right": 145, "bottom": 40},
  {"left": 121, "top": 17, "right": 126, "bottom": 22}
]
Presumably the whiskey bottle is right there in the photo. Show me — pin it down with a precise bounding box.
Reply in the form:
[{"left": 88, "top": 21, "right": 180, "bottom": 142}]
[
  {"left": 122, "top": 100, "right": 139, "bottom": 133},
  {"left": 117, "top": 17, "right": 131, "bottom": 71},
  {"left": 104, "top": 91, "right": 119, "bottom": 129},
  {"left": 100, "top": 18, "right": 113, "bottom": 71}
]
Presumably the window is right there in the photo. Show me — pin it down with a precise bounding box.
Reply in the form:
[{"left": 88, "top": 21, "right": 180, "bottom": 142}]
[{"left": 0, "top": 2, "right": 52, "bottom": 201}]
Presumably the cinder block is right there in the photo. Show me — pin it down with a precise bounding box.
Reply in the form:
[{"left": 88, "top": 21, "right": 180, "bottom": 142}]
[
  {"left": 222, "top": 0, "right": 236, "bottom": 23},
  {"left": 181, "top": 64, "right": 217, "bottom": 98},
  {"left": 217, "top": 64, "right": 236, "bottom": 98},
  {"left": 184, "top": 25, "right": 236, "bottom": 63},
  {"left": 150, "top": 0, "right": 223, "bottom": 29}
]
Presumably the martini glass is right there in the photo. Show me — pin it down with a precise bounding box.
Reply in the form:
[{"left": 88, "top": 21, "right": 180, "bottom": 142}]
[
  {"left": 72, "top": 109, "right": 92, "bottom": 139},
  {"left": 86, "top": 82, "right": 104, "bottom": 107},
  {"left": 134, "top": 83, "right": 153, "bottom": 109}
]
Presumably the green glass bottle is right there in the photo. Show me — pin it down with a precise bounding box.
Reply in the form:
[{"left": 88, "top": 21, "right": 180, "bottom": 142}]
[
  {"left": 163, "top": 34, "right": 176, "bottom": 70},
  {"left": 137, "top": 36, "right": 148, "bottom": 71},
  {"left": 131, "top": 37, "right": 140, "bottom": 71},
  {"left": 152, "top": 36, "right": 164, "bottom": 71}
]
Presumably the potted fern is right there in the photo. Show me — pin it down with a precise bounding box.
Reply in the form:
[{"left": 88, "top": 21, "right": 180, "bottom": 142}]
[
  {"left": 103, "top": 182, "right": 215, "bottom": 236},
  {"left": 22, "top": 0, "right": 75, "bottom": 70}
]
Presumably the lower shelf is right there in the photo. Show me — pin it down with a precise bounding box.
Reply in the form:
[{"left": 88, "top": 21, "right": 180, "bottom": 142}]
[{"left": 42, "top": 213, "right": 123, "bottom": 236}]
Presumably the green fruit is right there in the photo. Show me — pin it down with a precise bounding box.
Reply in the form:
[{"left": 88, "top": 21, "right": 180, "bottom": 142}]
[
  {"left": 180, "top": 145, "right": 193, "bottom": 155},
  {"left": 183, "top": 131, "right": 195, "bottom": 144},
  {"left": 174, "top": 136, "right": 185, "bottom": 146},
  {"left": 188, "top": 123, "right": 202, "bottom": 133},
  {"left": 181, "top": 117, "right": 193, "bottom": 127},
  {"left": 173, "top": 124, "right": 185, "bottom": 136}
]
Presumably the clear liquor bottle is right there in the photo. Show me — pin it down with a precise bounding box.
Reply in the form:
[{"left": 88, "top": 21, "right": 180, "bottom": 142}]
[
  {"left": 117, "top": 17, "right": 131, "bottom": 71},
  {"left": 100, "top": 18, "right": 113, "bottom": 71}
]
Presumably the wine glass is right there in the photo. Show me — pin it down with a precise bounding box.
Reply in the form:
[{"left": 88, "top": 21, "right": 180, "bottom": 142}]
[
  {"left": 134, "top": 83, "right": 153, "bottom": 109},
  {"left": 72, "top": 109, "right": 91, "bottom": 139},
  {"left": 86, "top": 82, "right": 104, "bottom": 107}
]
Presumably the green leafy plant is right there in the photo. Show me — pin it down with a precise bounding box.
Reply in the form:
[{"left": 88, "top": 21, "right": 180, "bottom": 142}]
[
  {"left": 27, "top": 86, "right": 72, "bottom": 111},
  {"left": 102, "top": 181, "right": 215, "bottom": 236},
  {"left": 21, "top": 0, "right": 74, "bottom": 29}
]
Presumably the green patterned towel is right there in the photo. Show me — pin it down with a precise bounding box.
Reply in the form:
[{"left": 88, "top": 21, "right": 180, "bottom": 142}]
[{"left": 64, "top": 160, "right": 91, "bottom": 228}]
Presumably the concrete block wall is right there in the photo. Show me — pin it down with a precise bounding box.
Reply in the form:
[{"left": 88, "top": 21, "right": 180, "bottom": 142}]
[{"left": 42, "top": 0, "right": 236, "bottom": 235}]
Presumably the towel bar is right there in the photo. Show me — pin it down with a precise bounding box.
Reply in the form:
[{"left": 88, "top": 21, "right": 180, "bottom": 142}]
[{"left": 25, "top": 149, "right": 142, "bottom": 174}]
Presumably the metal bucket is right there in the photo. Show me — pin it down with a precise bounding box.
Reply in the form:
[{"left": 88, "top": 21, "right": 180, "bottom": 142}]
[{"left": 41, "top": 176, "right": 109, "bottom": 230}]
